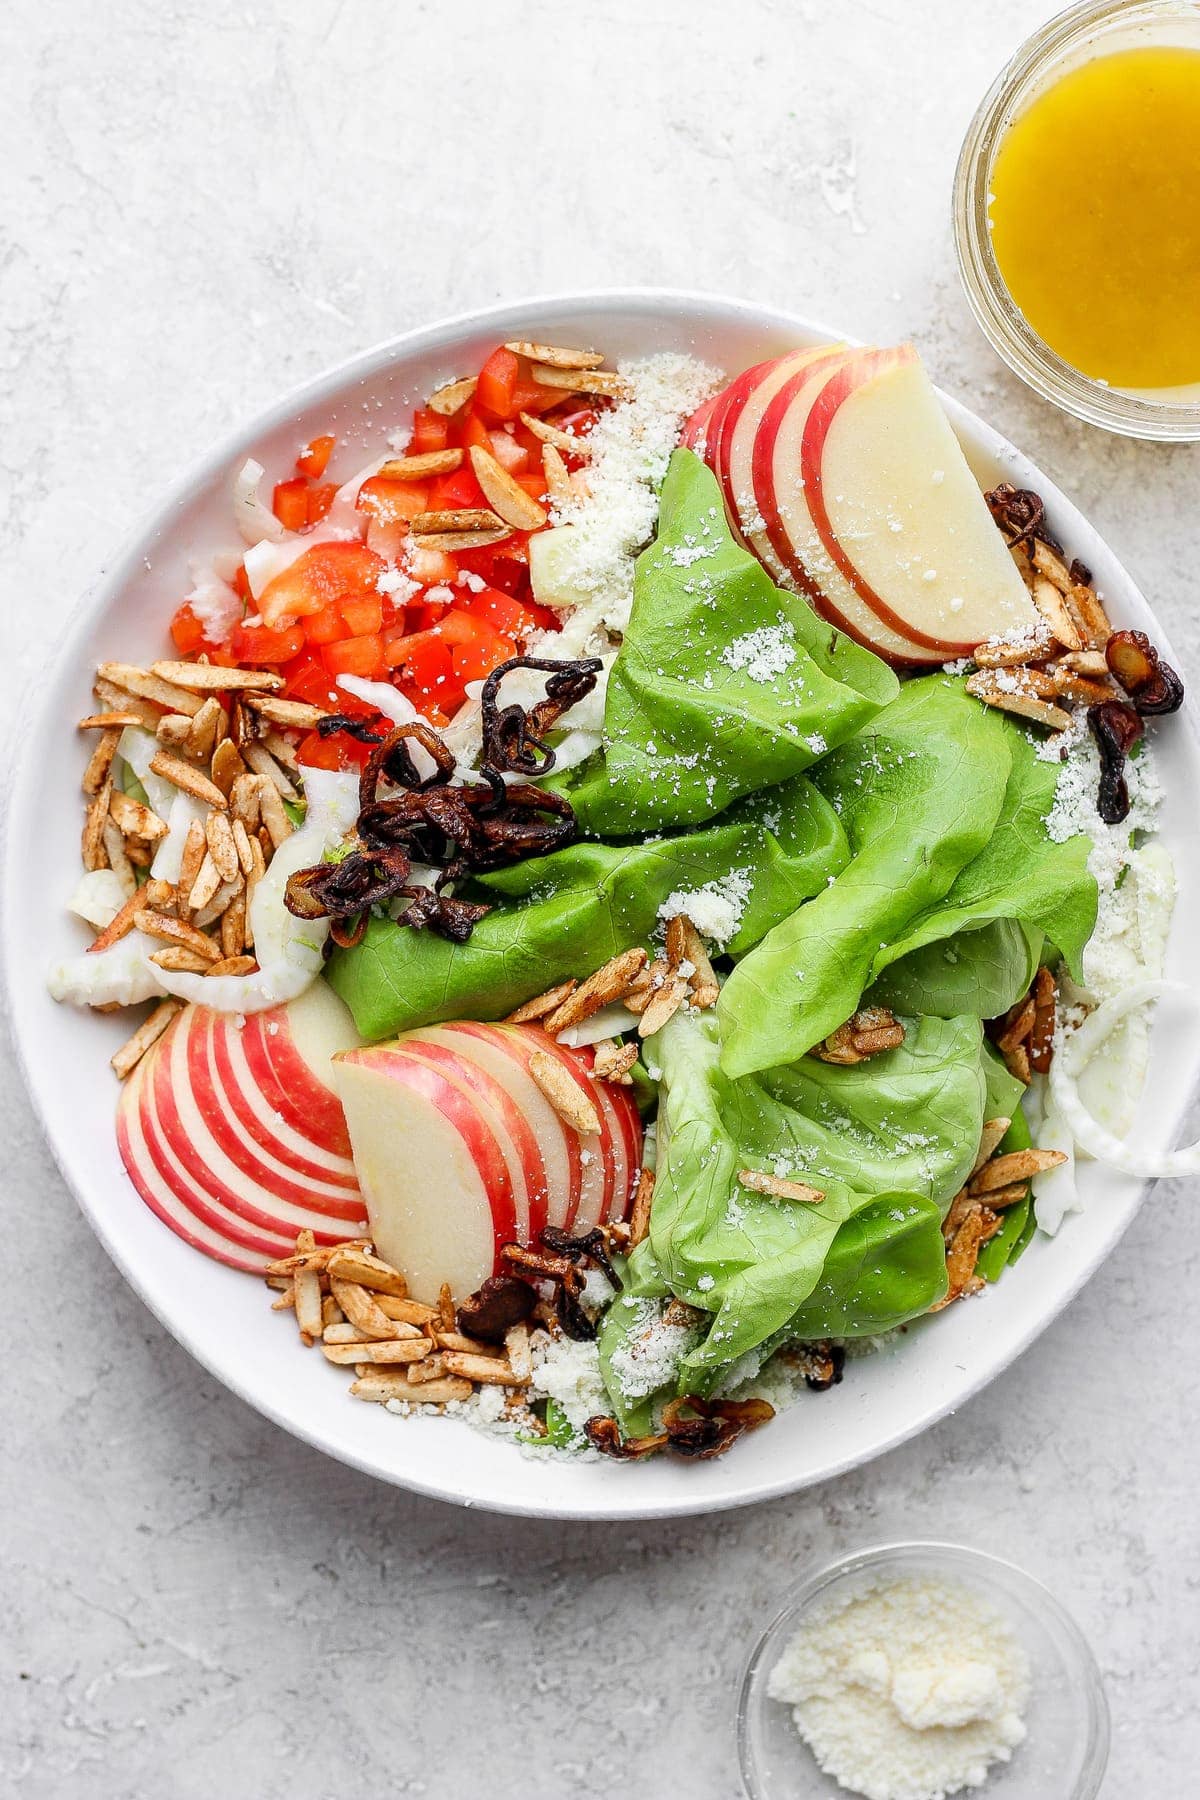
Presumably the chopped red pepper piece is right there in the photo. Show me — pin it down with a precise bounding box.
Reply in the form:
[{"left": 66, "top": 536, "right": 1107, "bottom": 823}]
[
  {"left": 475, "top": 346, "right": 521, "bottom": 421},
  {"left": 296, "top": 434, "right": 335, "bottom": 479},
  {"left": 409, "top": 408, "right": 451, "bottom": 453},
  {"left": 169, "top": 603, "right": 206, "bottom": 657},
  {"left": 273, "top": 478, "right": 310, "bottom": 533},
  {"left": 356, "top": 475, "right": 430, "bottom": 524},
  {"left": 307, "top": 482, "right": 338, "bottom": 525},
  {"left": 259, "top": 541, "right": 386, "bottom": 628},
  {"left": 321, "top": 634, "right": 385, "bottom": 681},
  {"left": 229, "top": 620, "right": 307, "bottom": 664}
]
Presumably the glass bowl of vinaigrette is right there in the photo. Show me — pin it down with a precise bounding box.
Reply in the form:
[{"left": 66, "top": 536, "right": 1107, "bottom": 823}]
[{"left": 955, "top": 0, "right": 1200, "bottom": 439}]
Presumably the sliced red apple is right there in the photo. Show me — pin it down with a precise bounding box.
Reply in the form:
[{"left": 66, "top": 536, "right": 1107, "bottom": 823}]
[
  {"left": 711, "top": 347, "right": 837, "bottom": 566},
  {"left": 752, "top": 355, "right": 946, "bottom": 665},
  {"left": 239, "top": 979, "right": 361, "bottom": 1159},
  {"left": 680, "top": 392, "right": 719, "bottom": 453},
  {"left": 204, "top": 1008, "right": 362, "bottom": 1195},
  {"left": 334, "top": 1046, "right": 519, "bottom": 1300},
  {"left": 800, "top": 346, "right": 1040, "bottom": 655}
]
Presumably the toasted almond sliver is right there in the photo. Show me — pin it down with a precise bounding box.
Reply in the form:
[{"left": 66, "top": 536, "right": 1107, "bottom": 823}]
[
  {"left": 243, "top": 694, "right": 327, "bottom": 730},
  {"left": 543, "top": 948, "right": 648, "bottom": 1034},
  {"left": 174, "top": 819, "right": 206, "bottom": 916},
  {"left": 467, "top": 446, "right": 547, "bottom": 531},
  {"left": 412, "top": 507, "right": 505, "bottom": 534},
  {"left": 966, "top": 666, "right": 1058, "bottom": 702},
  {"left": 350, "top": 1372, "right": 472, "bottom": 1405},
  {"left": 970, "top": 1147, "right": 1068, "bottom": 1194},
  {"left": 996, "top": 997, "right": 1036, "bottom": 1054},
  {"left": 82, "top": 729, "right": 121, "bottom": 798},
  {"left": 377, "top": 449, "right": 463, "bottom": 479},
  {"left": 244, "top": 836, "right": 265, "bottom": 944},
  {"left": 982, "top": 1182, "right": 1032, "bottom": 1211},
  {"left": 241, "top": 741, "right": 298, "bottom": 802},
  {"left": 230, "top": 817, "right": 256, "bottom": 878},
  {"left": 187, "top": 695, "right": 224, "bottom": 761},
  {"left": 204, "top": 954, "right": 257, "bottom": 977},
  {"left": 87, "top": 888, "right": 147, "bottom": 955},
  {"left": 155, "top": 714, "right": 194, "bottom": 751},
  {"left": 203, "top": 809, "right": 239, "bottom": 883},
  {"left": 1004, "top": 1040, "right": 1032, "bottom": 1085},
  {"left": 941, "top": 1189, "right": 977, "bottom": 1246},
  {"left": 934, "top": 1208, "right": 989, "bottom": 1310},
  {"left": 738, "top": 1168, "right": 824, "bottom": 1205},
  {"left": 109, "top": 789, "right": 168, "bottom": 842},
  {"left": 150, "top": 946, "right": 212, "bottom": 974},
  {"left": 503, "top": 340, "right": 605, "bottom": 370},
  {"left": 329, "top": 1276, "right": 411, "bottom": 1340},
  {"left": 110, "top": 999, "right": 181, "bottom": 1080},
  {"left": 410, "top": 528, "right": 513, "bottom": 552},
  {"left": 436, "top": 1329, "right": 503, "bottom": 1357},
  {"left": 149, "top": 751, "right": 228, "bottom": 809},
  {"left": 629, "top": 1167, "right": 655, "bottom": 1248},
  {"left": 187, "top": 851, "right": 222, "bottom": 913},
  {"left": 270, "top": 1280, "right": 296, "bottom": 1311},
  {"left": 528, "top": 1050, "right": 602, "bottom": 1136},
  {"left": 437, "top": 1282, "right": 456, "bottom": 1331},
  {"left": 101, "top": 820, "right": 138, "bottom": 898},
  {"left": 255, "top": 775, "right": 294, "bottom": 847},
  {"left": 1058, "top": 649, "right": 1108, "bottom": 677},
  {"left": 1030, "top": 576, "right": 1083, "bottom": 651},
  {"left": 326, "top": 1245, "right": 409, "bottom": 1297},
  {"left": 428, "top": 375, "right": 477, "bottom": 415},
  {"left": 210, "top": 737, "right": 247, "bottom": 798},
  {"left": 1030, "top": 539, "right": 1074, "bottom": 593},
  {"left": 405, "top": 1353, "right": 450, "bottom": 1385},
  {"left": 852, "top": 1023, "right": 906, "bottom": 1055},
  {"left": 1051, "top": 669, "right": 1112, "bottom": 706},
  {"left": 79, "top": 710, "right": 147, "bottom": 732},
  {"left": 1065, "top": 583, "right": 1112, "bottom": 650},
  {"left": 220, "top": 890, "right": 247, "bottom": 958},
  {"left": 970, "top": 1118, "right": 1012, "bottom": 1178},
  {"left": 293, "top": 1268, "right": 323, "bottom": 1341},
  {"left": 541, "top": 442, "right": 571, "bottom": 505},
  {"left": 970, "top": 688, "right": 1072, "bottom": 731},
  {"left": 150, "top": 660, "right": 284, "bottom": 694},
  {"left": 97, "top": 662, "right": 206, "bottom": 717},
  {"left": 505, "top": 978, "right": 577, "bottom": 1025},
  {"left": 504, "top": 1322, "right": 533, "bottom": 1383},
  {"left": 81, "top": 773, "right": 113, "bottom": 872},
  {"left": 972, "top": 629, "right": 1056, "bottom": 669},
  {"left": 322, "top": 1294, "right": 345, "bottom": 1328},
  {"left": 230, "top": 772, "right": 262, "bottom": 832},
  {"left": 376, "top": 1294, "right": 438, "bottom": 1327},
  {"left": 519, "top": 412, "right": 593, "bottom": 456},
  {"left": 322, "top": 1321, "right": 372, "bottom": 1345},
  {"left": 441, "top": 1351, "right": 525, "bottom": 1386},
  {"left": 92, "top": 677, "right": 161, "bottom": 729},
  {"left": 530, "top": 364, "right": 632, "bottom": 399},
  {"left": 133, "top": 909, "right": 221, "bottom": 961},
  {"left": 593, "top": 1039, "right": 638, "bottom": 1084},
  {"left": 638, "top": 975, "right": 688, "bottom": 1040},
  {"left": 322, "top": 1338, "right": 430, "bottom": 1366},
  {"left": 1029, "top": 965, "right": 1057, "bottom": 1076}
]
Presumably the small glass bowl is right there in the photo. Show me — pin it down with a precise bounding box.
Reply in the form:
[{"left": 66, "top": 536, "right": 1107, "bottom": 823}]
[
  {"left": 954, "top": 0, "right": 1200, "bottom": 440},
  {"left": 737, "top": 1541, "right": 1109, "bottom": 1800}
]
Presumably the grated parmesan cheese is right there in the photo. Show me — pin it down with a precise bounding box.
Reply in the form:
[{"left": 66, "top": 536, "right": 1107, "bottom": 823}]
[
  {"left": 720, "top": 620, "right": 797, "bottom": 683},
  {"left": 658, "top": 868, "right": 752, "bottom": 947},
  {"left": 767, "top": 1575, "right": 1030, "bottom": 1800}
]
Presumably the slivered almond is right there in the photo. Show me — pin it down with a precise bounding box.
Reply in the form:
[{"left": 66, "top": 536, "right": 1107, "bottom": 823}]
[
  {"left": 294, "top": 1267, "right": 324, "bottom": 1340},
  {"left": 629, "top": 1168, "right": 654, "bottom": 1247},
  {"left": 109, "top": 789, "right": 168, "bottom": 841},
  {"left": 436, "top": 1329, "right": 503, "bottom": 1357},
  {"left": 97, "top": 663, "right": 205, "bottom": 716},
  {"left": 376, "top": 1294, "right": 438, "bottom": 1327},
  {"left": 1030, "top": 539, "right": 1074, "bottom": 593},
  {"left": 437, "top": 1283, "right": 455, "bottom": 1331},
  {"left": 638, "top": 975, "right": 688, "bottom": 1039},
  {"left": 241, "top": 741, "right": 298, "bottom": 801},
  {"left": 738, "top": 1168, "right": 824, "bottom": 1204},
  {"left": 1030, "top": 576, "right": 1083, "bottom": 651},
  {"left": 327, "top": 1246, "right": 409, "bottom": 1296},
  {"left": 973, "top": 630, "right": 1056, "bottom": 668},
  {"left": 505, "top": 978, "right": 577, "bottom": 1024},
  {"left": 377, "top": 449, "right": 463, "bottom": 479},
  {"left": 244, "top": 836, "right": 266, "bottom": 944},
  {"left": 92, "top": 677, "right": 161, "bottom": 729},
  {"left": 82, "top": 729, "right": 121, "bottom": 798},
  {"left": 981, "top": 1182, "right": 1032, "bottom": 1210},
  {"left": 87, "top": 889, "right": 146, "bottom": 955},
  {"left": 503, "top": 340, "right": 605, "bottom": 369},
  {"left": 966, "top": 667, "right": 1058, "bottom": 702},
  {"left": 330, "top": 1276, "right": 410, "bottom": 1340},
  {"left": 187, "top": 696, "right": 224, "bottom": 761},
  {"left": 211, "top": 737, "right": 246, "bottom": 796},
  {"left": 930, "top": 1207, "right": 988, "bottom": 1311},
  {"left": 941, "top": 1189, "right": 976, "bottom": 1245},
  {"left": 176, "top": 819, "right": 206, "bottom": 914},
  {"left": 543, "top": 949, "right": 648, "bottom": 1034},
  {"left": 110, "top": 999, "right": 181, "bottom": 1079},
  {"left": 322, "top": 1322, "right": 372, "bottom": 1345},
  {"left": 1004, "top": 1040, "right": 1032, "bottom": 1085},
  {"left": 529, "top": 1050, "right": 601, "bottom": 1135},
  {"left": 541, "top": 442, "right": 571, "bottom": 505},
  {"left": 262, "top": 730, "right": 304, "bottom": 776},
  {"left": 1029, "top": 966, "right": 1056, "bottom": 1075},
  {"left": 670, "top": 915, "right": 720, "bottom": 1007},
  {"left": 220, "top": 890, "right": 247, "bottom": 958},
  {"left": 970, "top": 1117, "right": 1011, "bottom": 1178},
  {"left": 412, "top": 507, "right": 504, "bottom": 534},
  {"left": 593, "top": 1039, "right": 638, "bottom": 1084},
  {"left": 505, "top": 1322, "right": 532, "bottom": 1382},
  {"left": 230, "top": 773, "right": 262, "bottom": 832},
  {"left": 970, "top": 1147, "right": 1067, "bottom": 1195},
  {"left": 1065, "top": 583, "right": 1112, "bottom": 650},
  {"left": 255, "top": 775, "right": 294, "bottom": 849},
  {"left": 405, "top": 1353, "right": 450, "bottom": 1384},
  {"left": 78, "top": 710, "right": 145, "bottom": 731},
  {"left": 243, "top": 694, "right": 327, "bottom": 730},
  {"left": 530, "top": 365, "right": 632, "bottom": 399},
  {"left": 1058, "top": 649, "right": 1108, "bottom": 677},
  {"left": 427, "top": 375, "right": 477, "bottom": 415},
  {"left": 271, "top": 1280, "right": 296, "bottom": 1311},
  {"left": 149, "top": 751, "right": 227, "bottom": 808},
  {"left": 441, "top": 1351, "right": 526, "bottom": 1386},
  {"left": 150, "top": 660, "right": 284, "bottom": 693},
  {"left": 519, "top": 412, "right": 593, "bottom": 456},
  {"left": 155, "top": 713, "right": 194, "bottom": 750},
  {"left": 133, "top": 909, "right": 221, "bottom": 961},
  {"left": 187, "top": 851, "right": 222, "bottom": 913},
  {"left": 969, "top": 687, "right": 1072, "bottom": 731},
  {"left": 204, "top": 810, "right": 239, "bottom": 882},
  {"left": 410, "top": 527, "right": 512, "bottom": 552},
  {"left": 322, "top": 1338, "right": 430, "bottom": 1366},
  {"left": 996, "top": 997, "right": 1036, "bottom": 1054},
  {"left": 101, "top": 820, "right": 137, "bottom": 897},
  {"left": 205, "top": 954, "right": 257, "bottom": 977},
  {"left": 229, "top": 818, "right": 255, "bottom": 879},
  {"left": 81, "top": 773, "right": 113, "bottom": 872},
  {"left": 350, "top": 1372, "right": 471, "bottom": 1405},
  {"left": 1051, "top": 668, "right": 1112, "bottom": 706},
  {"left": 321, "top": 1293, "right": 345, "bottom": 1329},
  {"left": 150, "top": 946, "right": 212, "bottom": 974}
]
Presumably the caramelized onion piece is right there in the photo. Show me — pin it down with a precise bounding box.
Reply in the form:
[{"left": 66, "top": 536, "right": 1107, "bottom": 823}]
[
  {"left": 984, "top": 483, "right": 1060, "bottom": 552},
  {"left": 455, "top": 1275, "right": 537, "bottom": 1344},
  {"left": 1088, "top": 699, "right": 1144, "bottom": 825},
  {"left": 480, "top": 656, "right": 603, "bottom": 777},
  {"left": 1105, "top": 629, "right": 1185, "bottom": 717},
  {"left": 583, "top": 1418, "right": 669, "bottom": 1460}
]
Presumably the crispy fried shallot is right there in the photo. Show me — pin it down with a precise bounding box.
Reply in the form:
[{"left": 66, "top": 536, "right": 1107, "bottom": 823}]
[
  {"left": 1088, "top": 699, "right": 1144, "bottom": 825},
  {"left": 479, "top": 655, "right": 602, "bottom": 778}
]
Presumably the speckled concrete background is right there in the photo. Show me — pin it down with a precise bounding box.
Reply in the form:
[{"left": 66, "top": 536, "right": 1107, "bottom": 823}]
[{"left": 3, "top": 3, "right": 1197, "bottom": 1795}]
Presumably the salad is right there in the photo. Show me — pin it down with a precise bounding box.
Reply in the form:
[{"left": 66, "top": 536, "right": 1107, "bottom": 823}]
[{"left": 49, "top": 330, "right": 1192, "bottom": 1464}]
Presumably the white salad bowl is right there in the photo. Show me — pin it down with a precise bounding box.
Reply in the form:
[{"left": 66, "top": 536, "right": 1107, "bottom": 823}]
[{"left": 5, "top": 291, "right": 1200, "bottom": 1520}]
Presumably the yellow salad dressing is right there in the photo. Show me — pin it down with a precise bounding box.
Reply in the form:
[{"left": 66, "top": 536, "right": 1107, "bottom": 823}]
[{"left": 989, "top": 45, "right": 1200, "bottom": 390}]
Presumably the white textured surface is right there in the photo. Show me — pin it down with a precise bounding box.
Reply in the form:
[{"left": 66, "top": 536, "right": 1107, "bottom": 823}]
[{"left": 2, "top": 3, "right": 1197, "bottom": 1795}]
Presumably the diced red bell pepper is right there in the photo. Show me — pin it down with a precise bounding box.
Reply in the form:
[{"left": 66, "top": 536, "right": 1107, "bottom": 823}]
[
  {"left": 338, "top": 592, "right": 383, "bottom": 637},
  {"left": 409, "top": 408, "right": 451, "bottom": 454},
  {"left": 302, "top": 602, "right": 345, "bottom": 646},
  {"left": 405, "top": 543, "right": 458, "bottom": 585},
  {"left": 297, "top": 434, "right": 335, "bottom": 479},
  {"left": 451, "top": 621, "right": 516, "bottom": 686},
  {"left": 307, "top": 482, "right": 338, "bottom": 525},
  {"left": 321, "top": 634, "right": 385, "bottom": 681},
  {"left": 229, "top": 620, "right": 307, "bottom": 664},
  {"left": 232, "top": 562, "right": 253, "bottom": 603},
  {"left": 475, "top": 347, "right": 521, "bottom": 422},
  {"left": 356, "top": 476, "right": 430, "bottom": 525},
  {"left": 386, "top": 629, "right": 455, "bottom": 680},
  {"left": 273, "top": 478, "right": 310, "bottom": 532},
  {"left": 426, "top": 466, "right": 489, "bottom": 513},
  {"left": 458, "top": 409, "right": 494, "bottom": 456},
  {"left": 169, "top": 603, "right": 206, "bottom": 657},
  {"left": 259, "top": 541, "right": 386, "bottom": 628},
  {"left": 461, "top": 585, "right": 557, "bottom": 642},
  {"left": 282, "top": 650, "right": 340, "bottom": 708}
]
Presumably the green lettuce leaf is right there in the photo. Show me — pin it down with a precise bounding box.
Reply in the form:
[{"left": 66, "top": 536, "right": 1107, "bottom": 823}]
[
  {"left": 868, "top": 920, "right": 1043, "bottom": 1020},
  {"left": 559, "top": 449, "right": 897, "bottom": 835},
  {"left": 326, "top": 777, "right": 847, "bottom": 1040}
]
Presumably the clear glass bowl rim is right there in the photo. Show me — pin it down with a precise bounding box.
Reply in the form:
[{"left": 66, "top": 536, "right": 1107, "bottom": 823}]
[
  {"left": 953, "top": 0, "right": 1200, "bottom": 441},
  {"left": 736, "top": 1538, "right": 1111, "bottom": 1800}
]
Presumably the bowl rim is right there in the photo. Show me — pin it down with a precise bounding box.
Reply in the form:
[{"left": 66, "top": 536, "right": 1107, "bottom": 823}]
[
  {"left": 953, "top": 0, "right": 1200, "bottom": 441},
  {"left": 736, "top": 1538, "right": 1111, "bottom": 1800},
  {"left": 6, "top": 285, "right": 1200, "bottom": 1520}
]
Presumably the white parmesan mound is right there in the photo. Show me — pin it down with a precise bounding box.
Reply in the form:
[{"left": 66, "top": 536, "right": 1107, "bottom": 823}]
[
  {"left": 547, "top": 352, "right": 722, "bottom": 635},
  {"left": 767, "top": 1575, "right": 1030, "bottom": 1800},
  {"left": 658, "top": 868, "right": 752, "bottom": 948},
  {"left": 528, "top": 1332, "right": 610, "bottom": 1433},
  {"left": 720, "top": 621, "right": 797, "bottom": 683},
  {"left": 607, "top": 1296, "right": 703, "bottom": 1399}
]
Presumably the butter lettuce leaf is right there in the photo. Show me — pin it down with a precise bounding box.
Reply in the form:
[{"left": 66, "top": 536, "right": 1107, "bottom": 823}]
[
  {"left": 326, "top": 777, "right": 847, "bottom": 1040},
  {"left": 560, "top": 449, "right": 898, "bottom": 835},
  {"left": 868, "top": 919, "right": 1043, "bottom": 1020}
]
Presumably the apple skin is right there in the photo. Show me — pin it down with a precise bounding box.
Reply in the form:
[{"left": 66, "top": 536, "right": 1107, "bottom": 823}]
[{"left": 712, "top": 349, "right": 828, "bottom": 568}]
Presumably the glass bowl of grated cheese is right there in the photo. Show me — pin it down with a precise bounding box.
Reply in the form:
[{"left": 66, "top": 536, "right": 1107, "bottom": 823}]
[{"left": 737, "top": 1541, "right": 1109, "bottom": 1800}]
